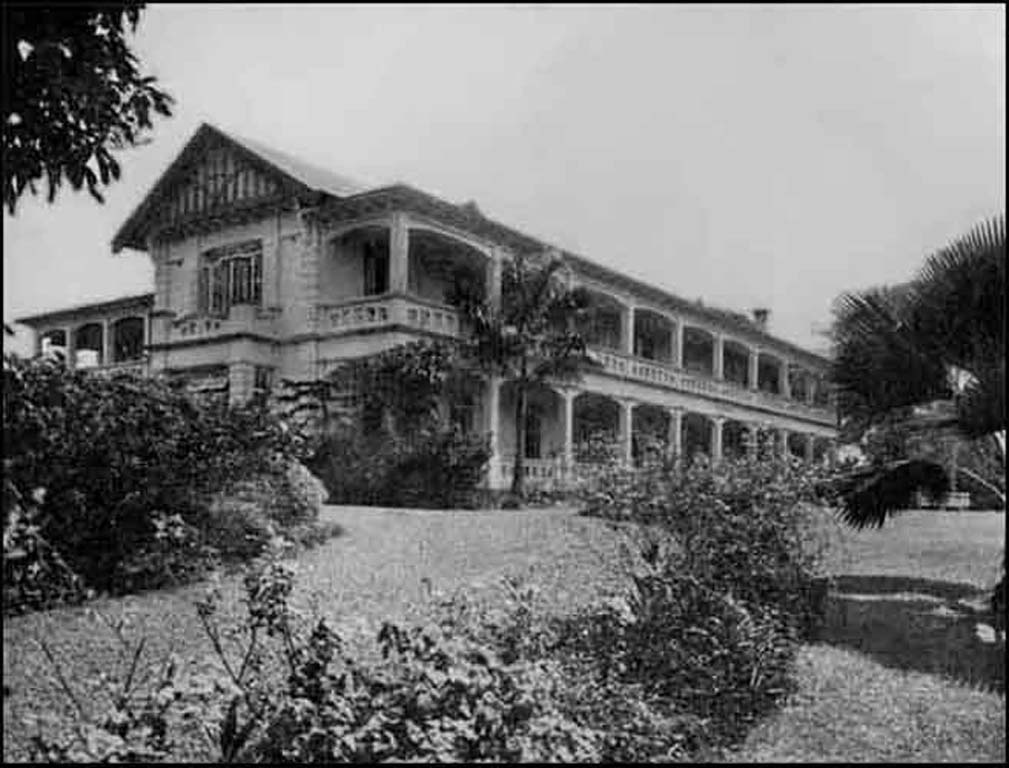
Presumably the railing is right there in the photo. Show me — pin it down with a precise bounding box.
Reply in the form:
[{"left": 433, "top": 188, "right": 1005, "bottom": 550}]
[
  {"left": 311, "top": 297, "right": 833, "bottom": 426},
  {"left": 494, "top": 458, "right": 630, "bottom": 491},
  {"left": 86, "top": 358, "right": 148, "bottom": 377},
  {"left": 496, "top": 458, "right": 569, "bottom": 488},
  {"left": 171, "top": 306, "right": 280, "bottom": 342},
  {"left": 589, "top": 348, "right": 835, "bottom": 426},
  {"left": 315, "top": 294, "right": 462, "bottom": 337}
]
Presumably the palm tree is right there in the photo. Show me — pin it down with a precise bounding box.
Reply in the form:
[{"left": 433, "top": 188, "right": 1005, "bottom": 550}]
[
  {"left": 452, "top": 249, "right": 595, "bottom": 500},
  {"left": 830, "top": 213, "right": 1004, "bottom": 527},
  {"left": 830, "top": 213, "right": 1005, "bottom": 630}
]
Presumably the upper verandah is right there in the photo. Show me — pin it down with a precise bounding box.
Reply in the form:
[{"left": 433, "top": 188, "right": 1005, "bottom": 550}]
[{"left": 108, "top": 122, "right": 830, "bottom": 371}]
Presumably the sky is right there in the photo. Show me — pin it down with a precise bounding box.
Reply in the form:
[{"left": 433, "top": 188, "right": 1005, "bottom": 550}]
[{"left": 4, "top": 3, "right": 1005, "bottom": 355}]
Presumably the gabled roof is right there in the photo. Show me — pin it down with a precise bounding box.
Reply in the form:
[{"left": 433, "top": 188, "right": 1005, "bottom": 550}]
[
  {"left": 110, "top": 125, "right": 830, "bottom": 367},
  {"left": 112, "top": 123, "right": 373, "bottom": 252},
  {"left": 224, "top": 129, "right": 370, "bottom": 198}
]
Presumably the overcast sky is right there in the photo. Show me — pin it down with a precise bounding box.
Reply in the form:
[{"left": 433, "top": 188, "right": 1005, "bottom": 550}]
[{"left": 4, "top": 3, "right": 1005, "bottom": 353}]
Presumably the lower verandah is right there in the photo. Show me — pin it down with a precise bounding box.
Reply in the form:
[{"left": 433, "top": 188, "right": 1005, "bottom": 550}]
[{"left": 477, "top": 379, "right": 835, "bottom": 490}]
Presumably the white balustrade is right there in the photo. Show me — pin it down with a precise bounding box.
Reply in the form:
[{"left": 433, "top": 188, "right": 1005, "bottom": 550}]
[
  {"left": 316, "top": 295, "right": 462, "bottom": 337},
  {"left": 590, "top": 347, "right": 834, "bottom": 426},
  {"left": 90, "top": 359, "right": 147, "bottom": 377},
  {"left": 171, "top": 307, "right": 280, "bottom": 341}
]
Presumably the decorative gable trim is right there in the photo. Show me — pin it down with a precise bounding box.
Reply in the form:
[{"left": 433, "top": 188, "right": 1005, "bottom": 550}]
[{"left": 112, "top": 124, "right": 318, "bottom": 253}]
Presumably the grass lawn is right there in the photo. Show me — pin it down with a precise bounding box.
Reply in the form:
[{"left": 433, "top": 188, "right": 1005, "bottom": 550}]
[
  {"left": 727, "top": 509, "right": 1006, "bottom": 763},
  {"left": 2, "top": 506, "right": 626, "bottom": 762},
  {"left": 3, "top": 506, "right": 1004, "bottom": 762}
]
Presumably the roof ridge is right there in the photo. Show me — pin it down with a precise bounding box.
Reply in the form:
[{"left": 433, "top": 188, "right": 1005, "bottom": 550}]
[{"left": 213, "top": 124, "right": 375, "bottom": 198}]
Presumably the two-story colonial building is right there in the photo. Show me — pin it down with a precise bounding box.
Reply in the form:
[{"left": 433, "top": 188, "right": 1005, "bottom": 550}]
[{"left": 16, "top": 123, "right": 838, "bottom": 490}]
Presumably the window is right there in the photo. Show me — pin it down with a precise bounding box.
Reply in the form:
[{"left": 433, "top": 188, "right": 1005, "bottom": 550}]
[
  {"left": 362, "top": 240, "right": 389, "bottom": 296},
  {"left": 198, "top": 240, "right": 263, "bottom": 316}
]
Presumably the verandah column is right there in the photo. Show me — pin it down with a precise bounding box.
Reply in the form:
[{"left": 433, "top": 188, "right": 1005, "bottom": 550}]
[
  {"left": 804, "top": 433, "right": 816, "bottom": 463},
  {"left": 65, "top": 325, "right": 76, "bottom": 369},
  {"left": 485, "top": 376, "right": 502, "bottom": 487},
  {"left": 746, "top": 422, "right": 759, "bottom": 457},
  {"left": 667, "top": 406, "right": 683, "bottom": 459},
  {"left": 674, "top": 320, "right": 685, "bottom": 368},
  {"left": 102, "top": 318, "right": 112, "bottom": 366},
  {"left": 623, "top": 306, "right": 635, "bottom": 356},
  {"left": 389, "top": 212, "right": 409, "bottom": 293},
  {"left": 778, "top": 427, "right": 789, "bottom": 459},
  {"left": 560, "top": 388, "right": 577, "bottom": 479},
  {"left": 713, "top": 334, "right": 724, "bottom": 380},
  {"left": 748, "top": 348, "right": 759, "bottom": 390},
  {"left": 618, "top": 398, "right": 634, "bottom": 465},
  {"left": 779, "top": 360, "right": 791, "bottom": 398},
  {"left": 710, "top": 416, "right": 724, "bottom": 462}
]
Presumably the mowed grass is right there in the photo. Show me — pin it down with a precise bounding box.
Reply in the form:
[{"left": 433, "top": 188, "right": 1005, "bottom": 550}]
[
  {"left": 2, "top": 506, "right": 627, "bottom": 762},
  {"left": 3, "top": 506, "right": 1005, "bottom": 762},
  {"left": 727, "top": 509, "right": 1006, "bottom": 763}
]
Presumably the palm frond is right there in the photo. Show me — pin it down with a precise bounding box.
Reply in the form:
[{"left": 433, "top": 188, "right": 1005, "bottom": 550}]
[
  {"left": 909, "top": 213, "right": 1005, "bottom": 375},
  {"left": 831, "top": 288, "right": 950, "bottom": 428},
  {"left": 832, "top": 459, "right": 950, "bottom": 529}
]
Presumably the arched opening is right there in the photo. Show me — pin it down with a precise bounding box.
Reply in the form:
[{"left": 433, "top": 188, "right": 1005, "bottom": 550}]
[
  {"left": 723, "top": 340, "right": 750, "bottom": 387},
  {"left": 722, "top": 420, "right": 750, "bottom": 459},
  {"left": 40, "top": 329, "right": 68, "bottom": 359},
  {"left": 498, "top": 382, "right": 563, "bottom": 462},
  {"left": 632, "top": 404, "right": 670, "bottom": 462},
  {"left": 578, "top": 291, "right": 625, "bottom": 352},
  {"left": 573, "top": 392, "right": 620, "bottom": 462},
  {"left": 682, "top": 326, "right": 715, "bottom": 377},
  {"left": 757, "top": 352, "right": 783, "bottom": 395},
  {"left": 74, "top": 323, "right": 104, "bottom": 368},
  {"left": 632, "top": 309, "right": 674, "bottom": 364},
  {"left": 408, "top": 228, "right": 488, "bottom": 307},
  {"left": 812, "top": 436, "right": 831, "bottom": 463},
  {"left": 111, "top": 317, "right": 145, "bottom": 362},
  {"left": 787, "top": 431, "right": 806, "bottom": 460},
  {"left": 812, "top": 377, "right": 831, "bottom": 408},
  {"left": 788, "top": 365, "right": 811, "bottom": 402},
  {"left": 324, "top": 225, "right": 390, "bottom": 301},
  {"left": 681, "top": 411, "right": 713, "bottom": 460}
]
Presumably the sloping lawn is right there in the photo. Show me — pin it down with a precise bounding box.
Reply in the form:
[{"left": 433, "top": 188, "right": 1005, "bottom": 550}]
[
  {"left": 3, "top": 506, "right": 1004, "bottom": 762},
  {"left": 2, "top": 506, "right": 626, "bottom": 762},
  {"left": 726, "top": 509, "right": 1006, "bottom": 763}
]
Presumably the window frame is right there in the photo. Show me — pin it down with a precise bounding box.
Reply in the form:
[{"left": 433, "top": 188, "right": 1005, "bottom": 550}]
[{"left": 198, "top": 240, "right": 263, "bottom": 317}]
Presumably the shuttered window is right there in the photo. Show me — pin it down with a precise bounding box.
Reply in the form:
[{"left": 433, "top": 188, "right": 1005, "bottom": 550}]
[{"left": 200, "top": 240, "right": 263, "bottom": 316}]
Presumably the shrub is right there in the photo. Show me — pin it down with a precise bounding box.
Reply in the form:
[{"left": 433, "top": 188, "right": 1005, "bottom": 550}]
[
  {"left": 2, "top": 480, "right": 90, "bottom": 615},
  {"left": 182, "top": 557, "right": 600, "bottom": 763},
  {"left": 569, "top": 453, "right": 840, "bottom": 752},
  {"left": 580, "top": 453, "right": 837, "bottom": 636},
  {"left": 314, "top": 422, "right": 491, "bottom": 510},
  {"left": 2, "top": 355, "right": 313, "bottom": 610}
]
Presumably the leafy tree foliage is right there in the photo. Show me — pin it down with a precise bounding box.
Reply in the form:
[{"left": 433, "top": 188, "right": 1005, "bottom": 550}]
[
  {"left": 3, "top": 3, "right": 173, "bottom": 214},
  {"left": 286, "top": 340, "right": 493, "bottom": 509},
  {"left": 830, "top": 213, "right": 1005, "bottom": 528},
  {"left": 2, "top": 354, "right": 312, "bottom": 609},
  {"left": 455, "top": 250, "right": 595, "bottom": 499}
]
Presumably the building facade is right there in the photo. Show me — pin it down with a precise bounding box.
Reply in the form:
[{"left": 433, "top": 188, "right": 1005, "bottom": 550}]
[{"left": 17, "top": 123, "right": 838, "bottom": 490}]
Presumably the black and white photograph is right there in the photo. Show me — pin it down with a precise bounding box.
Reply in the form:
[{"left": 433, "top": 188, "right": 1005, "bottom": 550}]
[{"left": 3, "top": 3, "right": 1005, "bottom": 762}]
